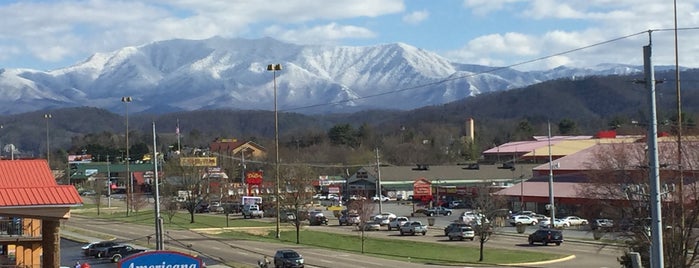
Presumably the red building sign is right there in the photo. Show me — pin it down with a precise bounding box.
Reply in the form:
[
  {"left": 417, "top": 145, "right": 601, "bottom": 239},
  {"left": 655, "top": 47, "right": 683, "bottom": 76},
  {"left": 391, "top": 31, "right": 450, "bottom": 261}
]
[{"left": 245, "top": 171, "right": 263, "bottom": 185}]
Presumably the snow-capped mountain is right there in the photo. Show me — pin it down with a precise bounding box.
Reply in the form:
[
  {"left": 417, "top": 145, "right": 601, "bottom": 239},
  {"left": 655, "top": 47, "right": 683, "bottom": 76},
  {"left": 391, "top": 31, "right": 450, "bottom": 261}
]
[{"left": 0, "top": 37, "right": 644, "bottom": 115}]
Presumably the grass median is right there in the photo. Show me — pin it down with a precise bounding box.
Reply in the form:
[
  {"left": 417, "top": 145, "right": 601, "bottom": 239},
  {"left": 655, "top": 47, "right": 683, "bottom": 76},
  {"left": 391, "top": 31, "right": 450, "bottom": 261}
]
[
  {"left": 218, "top": 229, "right": 566, "bottom": 266},
  {"left": 72, "top": 207, "right": 566, "bottom": 266}
]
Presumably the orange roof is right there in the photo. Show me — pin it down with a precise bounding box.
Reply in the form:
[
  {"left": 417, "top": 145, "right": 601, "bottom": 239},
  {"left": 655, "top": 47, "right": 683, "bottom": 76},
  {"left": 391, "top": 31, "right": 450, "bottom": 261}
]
[{"left": 0, "top": 159, "right": 82, "bottom": 207}]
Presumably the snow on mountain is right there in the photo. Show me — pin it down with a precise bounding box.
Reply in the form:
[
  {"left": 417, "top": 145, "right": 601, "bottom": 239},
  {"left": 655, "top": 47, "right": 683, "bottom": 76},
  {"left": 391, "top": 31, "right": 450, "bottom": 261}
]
[{"left": 0, "top": 37, "right": 643, "bottom": 115}]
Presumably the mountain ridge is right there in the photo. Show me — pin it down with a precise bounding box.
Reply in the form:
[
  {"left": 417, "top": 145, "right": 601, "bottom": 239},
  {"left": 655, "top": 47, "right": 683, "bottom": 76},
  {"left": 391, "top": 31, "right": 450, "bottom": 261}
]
[{"left": 0, "top": 37, "right": 653, "bottom": 115}]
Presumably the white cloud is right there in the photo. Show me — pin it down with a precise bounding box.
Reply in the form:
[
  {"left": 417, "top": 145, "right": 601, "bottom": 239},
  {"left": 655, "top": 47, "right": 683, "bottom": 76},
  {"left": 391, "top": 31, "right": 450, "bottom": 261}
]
[
  {"left": 0, "top": 0, "right": 404, "bottom": 68},
  {"left": 463, "top": 0, "right": 526, "bottom": 16},
  {"left": 402, "top": 10, "right": 429, "bottom": 24},
  {"left": 264, "top": 23, "right": 377, "bottom": 45}
]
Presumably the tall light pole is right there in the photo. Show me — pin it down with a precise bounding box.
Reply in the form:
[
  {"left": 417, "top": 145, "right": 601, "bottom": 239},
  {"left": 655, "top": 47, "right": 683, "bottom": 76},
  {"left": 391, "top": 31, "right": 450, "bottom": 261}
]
[
  {"left": 44, "top": 114, "right": 52, "bottom": 166},
  {"left": 122, "top": 96, "right": 132, "bottom": 216},
  {"left": 0, "top": 124, "right": 3, "bottom": 159},
  {"left": 267, "top": 63, "right": 282, "bottom": 239}
]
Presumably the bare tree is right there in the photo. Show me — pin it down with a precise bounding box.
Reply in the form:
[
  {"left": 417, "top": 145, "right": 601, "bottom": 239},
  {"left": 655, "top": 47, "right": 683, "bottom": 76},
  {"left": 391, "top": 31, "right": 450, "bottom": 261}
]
[
  {"left": 346, "top": 199, "right": 376, "bottom": 253},
  {"left": 90, "top": 176, "right": 107, "bottom": 215},
  {"left": 471, "top": 183, "right": 508, "bottom": 262},
  {"left": 162, "top": 158, "right": 207, "bottom": 223},
  {"left": 278, "top": 164, "right": 316, "bottom": 244}
]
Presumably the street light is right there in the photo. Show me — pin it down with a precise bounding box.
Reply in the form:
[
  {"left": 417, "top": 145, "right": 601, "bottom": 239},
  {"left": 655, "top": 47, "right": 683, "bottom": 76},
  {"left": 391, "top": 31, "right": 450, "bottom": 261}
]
[
  {"left": 122, "top": 96, "right": 132, "bottom": 216},
  {"left": 267, "top": 63, "right": 282, "bottom": 239},
  {"left": 44, "top": 114, "right": 52, "bottom": 166}
]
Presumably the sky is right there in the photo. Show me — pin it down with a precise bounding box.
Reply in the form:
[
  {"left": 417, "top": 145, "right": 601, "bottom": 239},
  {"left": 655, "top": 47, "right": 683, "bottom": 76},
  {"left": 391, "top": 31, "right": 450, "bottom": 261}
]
[{"left": 1, "top": 0, "right": 699, "bottom": 71}]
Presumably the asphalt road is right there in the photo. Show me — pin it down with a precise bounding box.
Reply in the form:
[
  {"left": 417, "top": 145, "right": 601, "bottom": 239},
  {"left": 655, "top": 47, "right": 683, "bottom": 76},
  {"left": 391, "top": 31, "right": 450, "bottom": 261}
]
[{"left": 63, "top": 200, "right": 626, "bottom": 268}]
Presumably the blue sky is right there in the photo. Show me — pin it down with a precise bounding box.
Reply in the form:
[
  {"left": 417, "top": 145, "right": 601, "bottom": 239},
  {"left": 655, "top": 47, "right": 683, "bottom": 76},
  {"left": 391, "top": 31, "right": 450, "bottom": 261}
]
[{"left": 0, "top": 0, "right": 698, "bottom": 71}]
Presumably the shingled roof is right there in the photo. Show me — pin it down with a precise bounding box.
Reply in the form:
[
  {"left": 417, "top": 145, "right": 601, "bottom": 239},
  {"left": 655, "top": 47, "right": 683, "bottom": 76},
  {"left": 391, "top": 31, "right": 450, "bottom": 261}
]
[{"left": 0, "top": 160, "right": 82, "bottom": 207}]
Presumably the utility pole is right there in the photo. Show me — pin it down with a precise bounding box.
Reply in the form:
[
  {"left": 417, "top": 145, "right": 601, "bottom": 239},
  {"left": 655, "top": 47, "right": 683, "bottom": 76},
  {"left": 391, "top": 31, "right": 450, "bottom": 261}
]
[
  {"left": 107, "top": 156, "right": 111, "bottom": 208},
  {"left": 643, "top": 34, "right": 665, "bottom": 268},
  {"left": 376, "top": 148, "right": 382, "bottom": 214}
]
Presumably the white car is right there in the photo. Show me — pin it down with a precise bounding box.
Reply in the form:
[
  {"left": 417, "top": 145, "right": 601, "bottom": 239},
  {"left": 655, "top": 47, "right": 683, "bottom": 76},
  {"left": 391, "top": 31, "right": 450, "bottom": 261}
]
[
  {"left": 371, "top": 212, "right": 396, "bottom": 226},
  {"left": 372, "top": 195, "right": 390, "bottom": 202},
  {"left": 562, "top": 216, "right": 588, "bottom": 226},
  {"left": 509, "top": 215, "right": 538, "bottom": 226},
  {"left": 388, "top": 217, "right": 409, "bottom": 230},
  {"left": 460, "top": 211, "right": 485, "bottom": 224},
  {"left": 539, "top": 218, "right": 570, "bottom": 228}
]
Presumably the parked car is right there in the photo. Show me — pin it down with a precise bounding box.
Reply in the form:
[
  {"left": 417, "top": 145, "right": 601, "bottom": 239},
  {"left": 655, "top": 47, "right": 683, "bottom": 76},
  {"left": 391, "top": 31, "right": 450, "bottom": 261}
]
[
  {"left": 280, "top": 212, "right": 297, "bottom": 223},
  {"left": 509, "top": 215, "right": 538, "bottom": 226},
  {"left": 460, "top": 210, "right": 486, "bottom": 224},
  {"left": 360, "top": 221, "right": 381, "bottom": 231},
  {"left": 528, "top": 229, "right": 564, "bottom": 246},
  {"left": 512, "top": 210, "right": 536, "bottom": 217},
  {"left": 591, "top": 218, "right": 614, "bottom": 230},
  {"left": 422, "top": 207, "right": 453, "bottom": 216},
  {"left": 448, "top": 200, "right": 466, "bottom": 209},
  {"left": 561, "top": 216, "right": 588, "bottom": 226},
  {"left": 538, "top": 218, "right": 570, "bottom": 228},
  {"left": 371, "top": 212, "right": 397, "bottom": 226},
  {"left": 82, "top": 241, "right": 121, "bottom": 257},
  {"left": 95, "top": 245, "right": 146, "bottom": 262},
  {"left": 388, "top": 217, "right": 409, "bottom": 231},
  {"left": 273, "top": 249, "right": 304, "bottom": 268},
  {"left": 339, "top": 213, "right": 361, "bottom": 226},
  {"left": 400, "top": 221, "right": 427, "bottom": 236},
  {"left": 242, "top": 204, "right": 264, "bottom": 219},
  {"left": 444, "top": 222, "right": 471, "bottom": 236},
  {"left": 531, "top": 214, "right": 551, "bottom": 222},
  {"left": 448, "top": 226, "right": 476, "bottom": 241},
  {"left": 327, "top": 194, "right": 340, "bottom": 201},
  {"left": 371, "top": 195, "right": 390, "bottom": 202},
  {"left": 308, "top": 212, "right": 328, "bottom": 226}
]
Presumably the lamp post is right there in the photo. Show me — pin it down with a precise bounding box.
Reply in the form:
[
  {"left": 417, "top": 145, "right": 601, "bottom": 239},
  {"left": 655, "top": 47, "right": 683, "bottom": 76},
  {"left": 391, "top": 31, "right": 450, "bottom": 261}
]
[
  {"left": 0, "top": 124, "right": 3, "bottom": 159},
  {"left": 44, "top": 114, "right": 52, "bottom": 166},
  {"left": 122, "top": 96, "right": 132, "bottom": 216},
  {"left": 267, "top": 63, "right": 282, "bottom": 239}
]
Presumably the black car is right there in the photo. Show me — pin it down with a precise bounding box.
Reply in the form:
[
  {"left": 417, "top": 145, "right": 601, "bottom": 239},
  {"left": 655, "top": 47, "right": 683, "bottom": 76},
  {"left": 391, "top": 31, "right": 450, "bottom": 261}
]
[
  {"left": 82, "top": 241, "right": 121, "bottom": 257},
  {"left": 274, "top": 249, "right": 304, "bottom": 268},
  {"left": 308, "top": 212, "right": 328, "bottom": 226},
  {"left": 528, "top": 229, "right": 564, "bottom": 246},
  {"left": 105, "top": 245, "right": 147, "bottom": 262}
]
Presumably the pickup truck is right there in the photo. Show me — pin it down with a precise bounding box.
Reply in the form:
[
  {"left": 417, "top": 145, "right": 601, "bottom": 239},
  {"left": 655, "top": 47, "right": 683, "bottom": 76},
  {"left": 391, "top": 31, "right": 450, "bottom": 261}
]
[
  {"left": 399, "top": 221, "right": 427, "bottom": 236},
  {"left": 421, "top": 207, "right": 453, "bottom": 216},
  {"left": 242, "top": 204, "right": 264, "bottom": 219}
]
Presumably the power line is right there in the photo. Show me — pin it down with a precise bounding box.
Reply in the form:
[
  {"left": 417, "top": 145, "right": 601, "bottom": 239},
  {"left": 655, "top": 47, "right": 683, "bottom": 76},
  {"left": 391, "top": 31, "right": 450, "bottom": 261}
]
[{"left": 281, "top": 28, "right": 699, "bottom": 113}]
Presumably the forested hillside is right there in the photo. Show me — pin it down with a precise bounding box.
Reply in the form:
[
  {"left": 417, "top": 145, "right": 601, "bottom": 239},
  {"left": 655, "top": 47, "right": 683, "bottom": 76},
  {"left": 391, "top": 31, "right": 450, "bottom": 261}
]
[{"left": 0, "top": 70, "right": 697, "bottom": 170}]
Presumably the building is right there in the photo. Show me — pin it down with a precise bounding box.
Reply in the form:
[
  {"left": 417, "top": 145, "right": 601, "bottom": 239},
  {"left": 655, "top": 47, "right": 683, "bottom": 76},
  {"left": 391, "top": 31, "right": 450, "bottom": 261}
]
[
  {"left": 0, "top": 159, "right": 83, "bottom": 268},
  {"left": 347, "top": 163, "right": 538, "bottom": 204}
]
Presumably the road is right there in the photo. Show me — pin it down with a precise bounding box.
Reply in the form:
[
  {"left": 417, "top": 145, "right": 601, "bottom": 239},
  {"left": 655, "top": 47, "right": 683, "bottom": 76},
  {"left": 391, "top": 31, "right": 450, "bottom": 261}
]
[{"left": 62, "top": 201, "right": 625, "bottom": 267}]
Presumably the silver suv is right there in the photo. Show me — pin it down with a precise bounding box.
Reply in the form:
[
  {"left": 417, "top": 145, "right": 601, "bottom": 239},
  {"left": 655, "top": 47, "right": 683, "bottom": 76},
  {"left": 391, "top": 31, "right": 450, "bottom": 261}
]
[{"left": 448, "top": 226, "right": 475, "bottom": 241}]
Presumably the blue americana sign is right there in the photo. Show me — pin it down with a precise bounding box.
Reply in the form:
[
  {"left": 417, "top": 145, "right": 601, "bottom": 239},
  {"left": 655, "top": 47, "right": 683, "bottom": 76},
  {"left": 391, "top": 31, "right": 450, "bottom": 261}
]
[{"left": 119, "top": 250, "right": 203, "bottom": 268}]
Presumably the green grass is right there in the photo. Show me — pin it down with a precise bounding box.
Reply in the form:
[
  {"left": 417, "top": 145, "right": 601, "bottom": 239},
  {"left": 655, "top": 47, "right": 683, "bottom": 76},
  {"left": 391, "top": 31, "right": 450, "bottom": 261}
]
[
  {"left": 218, "top": 229, "right": 566, "bottom": 266},
  {"left": 73, "top": 207, "right": 275, "bottom": 229}
]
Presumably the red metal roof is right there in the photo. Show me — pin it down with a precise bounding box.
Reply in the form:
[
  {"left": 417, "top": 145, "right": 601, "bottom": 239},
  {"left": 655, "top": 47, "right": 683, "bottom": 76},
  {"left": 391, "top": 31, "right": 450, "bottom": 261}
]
[{"left": 0, "top": 159, "right": 83, "bottom": 207}]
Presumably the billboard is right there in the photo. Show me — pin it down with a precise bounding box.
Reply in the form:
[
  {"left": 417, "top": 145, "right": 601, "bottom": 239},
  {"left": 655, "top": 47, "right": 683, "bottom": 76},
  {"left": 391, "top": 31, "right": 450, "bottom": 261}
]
[{"left": 179, "top": 157, "right": 217, "bottom": 167}]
